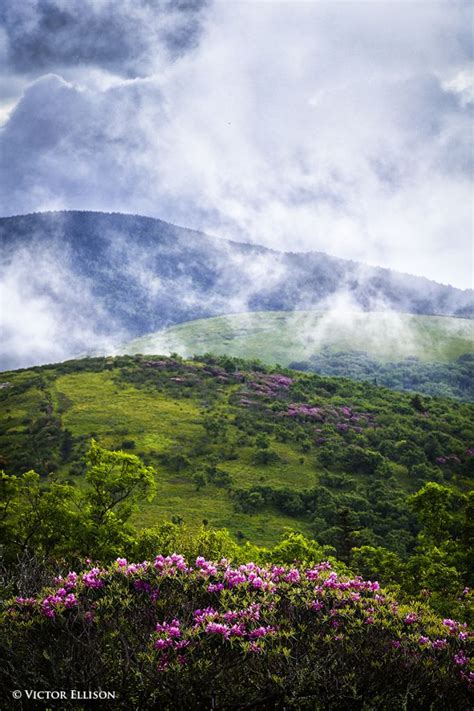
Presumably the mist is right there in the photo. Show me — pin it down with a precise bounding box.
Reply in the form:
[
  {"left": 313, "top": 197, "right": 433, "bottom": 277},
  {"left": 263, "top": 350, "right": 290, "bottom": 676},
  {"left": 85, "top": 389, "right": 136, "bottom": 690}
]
[
  {"left": 122, "top": 291, "right": 474, "bottom": 366},
  {"left": 0, "top": 234, "right": 125, "bottom": 370}
]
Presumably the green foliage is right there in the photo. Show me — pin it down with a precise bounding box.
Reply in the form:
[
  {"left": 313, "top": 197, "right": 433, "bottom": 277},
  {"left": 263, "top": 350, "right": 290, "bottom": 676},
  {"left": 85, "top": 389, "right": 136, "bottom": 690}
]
[
  {"left": 351, "top": 545, "right": 403, "bottom": 585},
  {"left": 0, "top": 470, "right": 77, "bottom": 560},
  {"left": 160, "top": 450, "right": 191, "bottom": 472},
  {"left": 0, "top": 441, "right": 156, "bottom": 563},
  {"left": 202, "top": 413, "right": 228, "bottom": 440},
  {"left": 266, "top": 530, "right": 336, "bottom": 565},
  {"left": 297, "top": 350, "right": 474, "bottom": 401},
  {"left": 1, "top": 353, "right": 473, "bottom": 618},
  {"left": 192, "top": 471, "right": 206, "bottom": 491},
  {"left": 1, "top": 345, "right": 473, "bottom": 705},
  {"left": 253, "top": 447, "right": 280, "bottom": 465},
  {"left": 121, "top": 438, "right": 136, "bottom": 449},
  {"left": 80, "top": 441, "right": 156, "bottom": 558},
  {"left": 408, "top": 483, "right": 459, "bottom": 545}
]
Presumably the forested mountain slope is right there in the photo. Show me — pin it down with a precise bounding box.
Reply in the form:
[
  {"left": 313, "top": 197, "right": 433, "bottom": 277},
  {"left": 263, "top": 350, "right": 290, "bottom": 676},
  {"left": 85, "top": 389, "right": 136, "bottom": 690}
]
[{"left": 1, "top": 211, "right": 472, "bottom": 369}]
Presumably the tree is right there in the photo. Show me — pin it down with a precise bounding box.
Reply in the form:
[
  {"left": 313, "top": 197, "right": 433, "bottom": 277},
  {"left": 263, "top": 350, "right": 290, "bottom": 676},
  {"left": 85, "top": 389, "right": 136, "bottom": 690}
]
[
  {"left": 253, "top": 448, "right": 280, "bottom": 465},
  {"left": 351, "top": 545, "right": 402, "bottom": 585},
  {"left": 408, "top": 482, "right": 459, "bottom": 546},
  {"left": 410, "top": 394, "right": 425, "bottom": 413},
  {"left": 60, "top": 429, "right": 74, "bottom": 462},
  {"left": 0, "top": 442, "right": 157, "bottom": 564},
  {"left": 255, "top": 434, "right": 269, "bottom": 449},
  {"left": 335, "top": 507, "right": 356, "bottom": 562},
  {"left": 83, "top": 440, "right": 156, "bottom": 533},
  {"left": 0, "top": 470, "right": 77, "bottom": 561},
  {"left": 202, "top": 414, "right": 228, "bottom": 441},
  {"left": 161, "top": 450, "right": 190, "bottom": 472}
]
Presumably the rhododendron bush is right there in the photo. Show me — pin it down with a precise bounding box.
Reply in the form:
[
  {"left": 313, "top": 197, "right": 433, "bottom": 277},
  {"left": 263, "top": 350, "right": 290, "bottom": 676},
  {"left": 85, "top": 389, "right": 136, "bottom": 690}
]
[{"left": 2, "top": 555, "right": 472, "bottom": 709}]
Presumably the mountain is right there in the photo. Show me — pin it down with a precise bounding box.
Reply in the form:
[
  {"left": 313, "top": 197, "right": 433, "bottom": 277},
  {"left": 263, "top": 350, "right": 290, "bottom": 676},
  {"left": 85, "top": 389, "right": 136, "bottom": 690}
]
[
  {"left": 1, "top": 211, "right": 473, "bottom": 370},
  {"left": 124, "top": 310, "right": 474, "bottom": 363}
]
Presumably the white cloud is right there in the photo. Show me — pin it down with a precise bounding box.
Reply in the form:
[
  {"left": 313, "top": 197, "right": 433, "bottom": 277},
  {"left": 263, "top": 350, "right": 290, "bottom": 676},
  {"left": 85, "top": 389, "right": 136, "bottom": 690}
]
[{"left": 441, "top": 67, "right": 474, "bottom": 107}]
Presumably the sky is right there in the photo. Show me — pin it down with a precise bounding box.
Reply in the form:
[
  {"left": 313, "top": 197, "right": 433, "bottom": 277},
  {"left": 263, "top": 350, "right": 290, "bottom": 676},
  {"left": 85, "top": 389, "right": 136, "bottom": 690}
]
[{"left": 0, "top": 0, "right": 473, "bottom": 288}]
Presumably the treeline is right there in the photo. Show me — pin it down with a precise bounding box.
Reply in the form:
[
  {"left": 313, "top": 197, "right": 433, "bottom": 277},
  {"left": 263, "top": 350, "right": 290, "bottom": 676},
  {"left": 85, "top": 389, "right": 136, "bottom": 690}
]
[{"left": 290, "top": 349, "right": 474, "bottom": 401}]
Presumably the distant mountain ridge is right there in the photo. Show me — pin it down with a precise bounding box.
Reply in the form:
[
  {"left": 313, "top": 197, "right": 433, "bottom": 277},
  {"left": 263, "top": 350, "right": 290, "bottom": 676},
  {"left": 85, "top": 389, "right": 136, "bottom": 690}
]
[{"left": 1, "top": 211, "right": 473, "bottom": 369}]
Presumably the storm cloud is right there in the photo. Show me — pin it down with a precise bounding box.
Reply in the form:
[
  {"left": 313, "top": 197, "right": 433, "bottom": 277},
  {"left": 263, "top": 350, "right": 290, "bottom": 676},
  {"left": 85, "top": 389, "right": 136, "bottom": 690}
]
[{"left": 1, "top": 0, "right": 207, "bottom": 73}]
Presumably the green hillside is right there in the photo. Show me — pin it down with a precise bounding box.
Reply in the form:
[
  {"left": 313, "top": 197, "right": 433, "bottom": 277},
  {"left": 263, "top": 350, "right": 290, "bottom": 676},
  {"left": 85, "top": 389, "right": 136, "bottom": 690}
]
[
  {"left": 1, "top": 354, "right": 473, "bottom": 553},
  {"left": 122, "top": 311, "right": 474, "bottom": 400},
  {"left": 124, "top": 311, "right": 474, "bottom": 363}
]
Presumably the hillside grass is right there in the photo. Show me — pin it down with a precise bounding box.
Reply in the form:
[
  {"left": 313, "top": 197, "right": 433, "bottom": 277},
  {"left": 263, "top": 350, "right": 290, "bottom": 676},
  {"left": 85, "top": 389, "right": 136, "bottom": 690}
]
[
  {"left": 1, "top": 354, "right": 473, "bottom": 551},
  {"left": 122, "top": 310, "right": 474, "bottom": 365},
  {"left": 46, "top": 370, "right": 315, "bottom": 544}
]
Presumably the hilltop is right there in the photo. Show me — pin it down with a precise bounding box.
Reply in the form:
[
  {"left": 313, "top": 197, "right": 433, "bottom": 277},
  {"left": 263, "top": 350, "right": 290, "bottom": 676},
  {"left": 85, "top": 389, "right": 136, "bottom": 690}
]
[
  {"left": 1, "top": 211, "right": 473, "bottom": 369},
  {"left": 124, "top": 311, "right": 474, "bottom": 400}
]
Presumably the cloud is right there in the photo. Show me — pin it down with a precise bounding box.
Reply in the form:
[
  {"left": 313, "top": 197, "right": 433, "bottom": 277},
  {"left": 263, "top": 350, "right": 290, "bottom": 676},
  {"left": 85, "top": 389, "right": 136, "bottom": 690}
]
[
  {"left": 0, "top": 73, "right": 167, "bottom": 213},
  {"left": 0, "top": 0, "right": 472, "bottom": 288},
  {"left": 0, "top": 0, "right": 208, "bottom": 74},
  {"left": 441, "top": 67, "right": 474, "bottom": 107},
  {"left": 0, "top": 207, "right": 471, "bottom": 370}
]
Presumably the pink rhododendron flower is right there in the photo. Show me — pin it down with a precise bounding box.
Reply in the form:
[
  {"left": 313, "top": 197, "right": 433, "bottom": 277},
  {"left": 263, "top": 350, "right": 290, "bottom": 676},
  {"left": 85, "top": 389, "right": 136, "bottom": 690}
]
[
  {"left": 285, "top": 569, "right": 300, "bottom": 584},
  {"left": 82, "top": 568, "right": 104, "bottom": 589}
]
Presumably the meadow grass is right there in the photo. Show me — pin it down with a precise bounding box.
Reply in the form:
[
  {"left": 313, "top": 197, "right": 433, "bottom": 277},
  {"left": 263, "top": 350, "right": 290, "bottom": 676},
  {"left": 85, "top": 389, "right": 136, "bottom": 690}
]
[{"left": 44, "top": 371, "right": 314, "bottom": 544}]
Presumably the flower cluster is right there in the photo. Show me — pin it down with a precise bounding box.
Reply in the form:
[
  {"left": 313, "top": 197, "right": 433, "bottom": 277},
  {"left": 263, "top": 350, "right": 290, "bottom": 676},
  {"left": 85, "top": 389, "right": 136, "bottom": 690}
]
[
  {"left": 14, "top": 597, "right": 37, "bottom": 607},
  {"left": 40, "top": 589, "right": 78, "bottom": 618},
  {"left": 6, "top": 553, "right": 472, "bottom": 689},
  {"left": 154, "top": 553, "right": 188, "bottom": 574},
  {"left": 82, "top": 568, "right": 105, "bottom": 589},
  {"left": 443, "top": 618, "right": 470, "bottom": 640},
  {"left": 281, "top": 402, "right": 375, "bottom": 435},
  {"left": 286, "top": 403, "right": 325, "bottom": 420},
  {"left": 247, "top": 373, "right": 294, "bottom": 397}
]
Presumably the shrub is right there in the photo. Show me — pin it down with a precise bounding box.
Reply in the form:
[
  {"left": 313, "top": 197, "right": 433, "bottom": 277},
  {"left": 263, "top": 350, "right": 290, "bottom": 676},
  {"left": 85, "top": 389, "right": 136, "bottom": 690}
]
[
  {"left": 1, "top": 556, "right": 472, "bottom": 710},
  {"left": 253, "top": 448, "right": 280, "bottom": 465}
]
